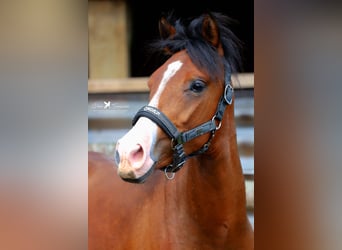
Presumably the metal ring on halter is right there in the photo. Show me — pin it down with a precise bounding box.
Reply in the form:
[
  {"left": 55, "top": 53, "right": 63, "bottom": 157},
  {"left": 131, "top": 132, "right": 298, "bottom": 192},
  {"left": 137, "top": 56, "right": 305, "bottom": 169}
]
[
  {"left": 164, "top": 166, "right": 175, "bottom": 180},
  {"left": 212, "top": 116, "right": 222, "bottom": 130}
]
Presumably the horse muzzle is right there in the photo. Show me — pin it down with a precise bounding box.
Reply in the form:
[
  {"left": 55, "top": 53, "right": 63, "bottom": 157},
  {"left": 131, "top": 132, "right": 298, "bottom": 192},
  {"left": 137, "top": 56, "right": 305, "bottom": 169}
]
[{"left": 114, "top": 117, "right": 157, "bottom": 183}]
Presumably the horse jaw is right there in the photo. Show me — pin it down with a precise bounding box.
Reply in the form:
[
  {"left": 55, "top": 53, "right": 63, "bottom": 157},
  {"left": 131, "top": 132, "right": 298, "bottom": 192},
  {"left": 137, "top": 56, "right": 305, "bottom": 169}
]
[{"left": 115, "top": 117, "right": 157, "bottom": 183}]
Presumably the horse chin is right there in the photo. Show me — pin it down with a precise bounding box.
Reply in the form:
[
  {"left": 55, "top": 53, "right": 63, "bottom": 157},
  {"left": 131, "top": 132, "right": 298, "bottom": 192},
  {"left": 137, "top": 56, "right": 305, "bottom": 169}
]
[
  {"left": 118, "top": 165, "right": 155, "bottom": 184},
  {"left": 117, "top": 160, "right": 156, "bottom": 184}
]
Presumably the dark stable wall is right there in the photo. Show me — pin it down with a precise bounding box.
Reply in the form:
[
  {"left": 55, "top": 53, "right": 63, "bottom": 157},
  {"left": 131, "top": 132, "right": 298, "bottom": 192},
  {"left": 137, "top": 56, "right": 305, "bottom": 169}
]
[{"left": 127, "top": 0, "right": 253, "bottom": 76}]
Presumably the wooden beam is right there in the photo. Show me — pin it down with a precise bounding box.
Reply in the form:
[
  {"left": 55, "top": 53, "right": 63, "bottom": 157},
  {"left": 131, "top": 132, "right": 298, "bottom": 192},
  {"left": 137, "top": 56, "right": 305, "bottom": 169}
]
[
  {"left": 88, "top": 77, "right": 148, "bottom": 93},
  {"left": 88, "top": 73, "right": 254, "bottom": 93}
]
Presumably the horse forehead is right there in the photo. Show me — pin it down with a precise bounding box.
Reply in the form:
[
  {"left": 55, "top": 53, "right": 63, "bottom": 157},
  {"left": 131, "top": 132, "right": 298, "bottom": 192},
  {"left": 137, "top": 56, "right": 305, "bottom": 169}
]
[{"left": 149, "top": 60, "right": 183, "bottom": 107}]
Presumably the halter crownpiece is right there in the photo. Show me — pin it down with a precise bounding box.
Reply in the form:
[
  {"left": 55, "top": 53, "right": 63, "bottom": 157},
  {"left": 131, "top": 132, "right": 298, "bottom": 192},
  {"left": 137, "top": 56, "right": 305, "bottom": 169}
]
[{"left": 132, "top": 65, "right": 234, "bottom": 179}]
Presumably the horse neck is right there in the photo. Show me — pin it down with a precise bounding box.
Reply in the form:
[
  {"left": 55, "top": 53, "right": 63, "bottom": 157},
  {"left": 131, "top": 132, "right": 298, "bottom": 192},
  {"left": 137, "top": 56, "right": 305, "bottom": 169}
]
[
  {"left": 164, "top": 105, "right": 249, "bottom": 240},
  {"left": 159, "top": 104, "right": 253, "bottom": 249},
  {"left": 194, "top": 102, "right": 243, "bottom": 185}
]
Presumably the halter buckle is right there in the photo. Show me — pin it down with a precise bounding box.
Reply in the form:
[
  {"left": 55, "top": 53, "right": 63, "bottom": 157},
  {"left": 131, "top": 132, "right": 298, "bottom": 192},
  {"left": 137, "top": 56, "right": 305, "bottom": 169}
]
[{"left": 224, "top": 84, "right": 234, "bottom": 105}]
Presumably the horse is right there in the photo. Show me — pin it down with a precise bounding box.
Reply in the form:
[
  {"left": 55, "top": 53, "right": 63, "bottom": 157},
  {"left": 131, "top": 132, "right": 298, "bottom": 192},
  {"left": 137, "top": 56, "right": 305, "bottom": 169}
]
[{"left": 89, "top": 12, "right": 254, "bottom": 249}]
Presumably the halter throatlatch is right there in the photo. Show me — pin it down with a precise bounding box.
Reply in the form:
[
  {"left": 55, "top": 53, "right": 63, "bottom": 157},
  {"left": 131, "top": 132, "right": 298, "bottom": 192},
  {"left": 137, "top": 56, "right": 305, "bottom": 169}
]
[{"left": 132, "top": 64, "right": 234, "bottom": 179}]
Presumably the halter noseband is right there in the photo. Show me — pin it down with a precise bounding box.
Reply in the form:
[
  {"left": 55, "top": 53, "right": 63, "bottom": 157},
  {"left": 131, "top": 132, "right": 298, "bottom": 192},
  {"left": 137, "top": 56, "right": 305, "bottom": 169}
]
[{"left": 132, "top": 64, "right": 233, "bottom": 178}]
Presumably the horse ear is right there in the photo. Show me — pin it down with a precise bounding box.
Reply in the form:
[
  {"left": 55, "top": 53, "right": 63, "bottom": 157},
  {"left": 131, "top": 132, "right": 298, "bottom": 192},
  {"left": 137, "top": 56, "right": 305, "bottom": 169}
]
[
  {"left": 201, "top": 14, "right": 221, "bottom": 49},
  {"left": 159, "top": 16, "right": 176, "bottom": 39}
]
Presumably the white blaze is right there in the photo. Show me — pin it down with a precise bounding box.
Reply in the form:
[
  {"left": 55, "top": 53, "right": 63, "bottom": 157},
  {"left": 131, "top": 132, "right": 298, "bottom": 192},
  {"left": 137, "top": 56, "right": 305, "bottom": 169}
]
[
  {"left": 148, "top": 60, "right": 183, "bottom": 153},
  {"left": 149, "top": 61, "right": 183, "bottom": 107}
]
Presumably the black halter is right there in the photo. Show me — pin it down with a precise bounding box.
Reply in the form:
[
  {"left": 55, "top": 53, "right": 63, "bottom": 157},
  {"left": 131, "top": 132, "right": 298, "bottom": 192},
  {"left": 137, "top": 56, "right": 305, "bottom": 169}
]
[{"left": 132, "top": 64, "right": 233, "bottom": 178}]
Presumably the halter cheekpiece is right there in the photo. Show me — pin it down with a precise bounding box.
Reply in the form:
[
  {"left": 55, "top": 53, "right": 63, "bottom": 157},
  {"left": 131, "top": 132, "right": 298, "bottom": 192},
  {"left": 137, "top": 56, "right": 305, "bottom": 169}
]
[{"left": 132, "top": 64, "right": 233, "bottom": 179}]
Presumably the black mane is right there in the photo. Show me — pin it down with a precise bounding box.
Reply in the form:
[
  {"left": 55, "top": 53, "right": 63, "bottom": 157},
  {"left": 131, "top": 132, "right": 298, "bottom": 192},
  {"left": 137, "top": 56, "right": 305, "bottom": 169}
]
[{"left": 148, "top": 12, "right": 243, "bottom": 81}]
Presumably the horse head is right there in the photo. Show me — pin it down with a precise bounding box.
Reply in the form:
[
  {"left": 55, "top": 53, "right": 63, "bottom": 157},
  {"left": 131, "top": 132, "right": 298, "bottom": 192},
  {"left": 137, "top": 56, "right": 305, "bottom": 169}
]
[{"left": 115, "top": 12, "right": 241, "bottom": 183}]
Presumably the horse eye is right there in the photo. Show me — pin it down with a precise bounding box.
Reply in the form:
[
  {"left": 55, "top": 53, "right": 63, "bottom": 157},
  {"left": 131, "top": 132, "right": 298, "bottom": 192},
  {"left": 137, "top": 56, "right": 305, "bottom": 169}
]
[{"left": 189, "top": 80, "right": 206, "bottom": 93}]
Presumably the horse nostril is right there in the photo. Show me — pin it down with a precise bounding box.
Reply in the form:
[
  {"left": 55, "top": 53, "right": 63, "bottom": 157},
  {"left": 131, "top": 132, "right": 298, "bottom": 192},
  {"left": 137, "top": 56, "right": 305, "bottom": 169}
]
[
  {"left": 128, "top": 144, "right": 144, "bottom": 162},
  {"left": 114, "top": 150, "right": 120, "bottom": 166}
]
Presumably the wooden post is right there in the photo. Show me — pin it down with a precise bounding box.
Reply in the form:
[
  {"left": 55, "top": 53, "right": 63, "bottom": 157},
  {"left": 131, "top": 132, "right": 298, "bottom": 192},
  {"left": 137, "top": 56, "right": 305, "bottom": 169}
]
[{"left": 88, "top": 0, "right": 130, "bottom": 78}]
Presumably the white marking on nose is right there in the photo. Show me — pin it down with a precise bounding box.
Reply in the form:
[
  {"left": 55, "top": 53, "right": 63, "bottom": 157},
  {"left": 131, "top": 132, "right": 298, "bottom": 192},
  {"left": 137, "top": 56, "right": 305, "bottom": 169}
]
[{"left": 149, "top": 60, "right": 183, "bottom": 107}]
